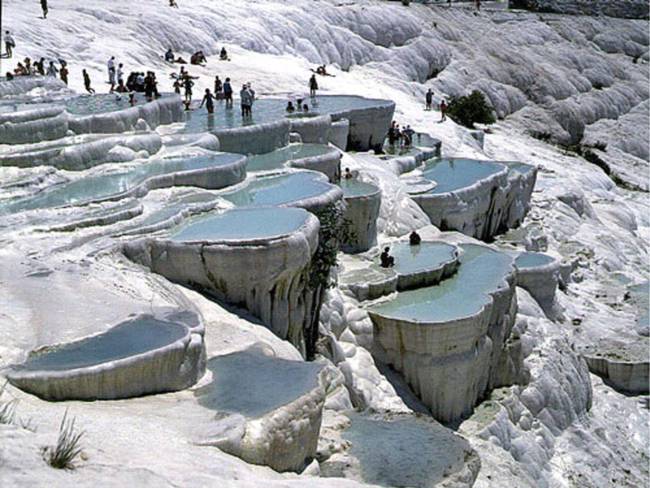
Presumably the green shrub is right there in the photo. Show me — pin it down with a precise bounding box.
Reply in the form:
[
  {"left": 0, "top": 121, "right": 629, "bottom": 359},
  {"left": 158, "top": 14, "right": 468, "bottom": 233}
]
[
  {"left": 446, "top": 90, "right": 496, "bottom": 129},
  {"left": 44, "top": 409, "right": 84, "bottom": 470}
]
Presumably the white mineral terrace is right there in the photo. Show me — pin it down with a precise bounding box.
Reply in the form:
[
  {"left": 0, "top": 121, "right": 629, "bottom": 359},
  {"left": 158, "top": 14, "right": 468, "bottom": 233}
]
[{"left": 0, "top": 1, "right": 647, "bottom": 487}]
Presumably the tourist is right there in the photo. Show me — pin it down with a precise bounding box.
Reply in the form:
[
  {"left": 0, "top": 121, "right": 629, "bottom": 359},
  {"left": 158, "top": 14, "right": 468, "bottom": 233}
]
[
  {"left": 169, "top": 0, "right": 179, "bottom": 7},
  {"left": 14, "top": 63, "right": 27, "bottom": 76},
  {"left": 475, "top": 0, "right": 481, "bottom": 11},
  {"left": 388, "top": 121, "right": 398, "bottom": 146},
  {"left": 173, "top": 79, "right": 181, "bottom": 95},
  {"left": 59, "top": 64, "right": 69, "bottom": 84},
  {"left": 129, "top": 93, "right": 136, "bottom": 106},
  {"left": 409, "top": 230, "right": 421, "bottom": 246},
  {"left": 107, "top": 56, "right": 116, "bottom": 86},
  {"left": 403, "top": 125, "right": 415, "bottom": 147},
  {"left": 165, "top": 48, "right": 175, "bottom": 63},
  {"left": 41, "top": 0, "right": 48, "bottom": 19},
  {"left": 4, "top": 31, "right": 15, "bottom": 58},
  {"left": 220, "top": 47, "right": 229, "bottom": 61},
  {"left": 380, "top": 247, "right": 395, "bottom": 268},
  {"left": 200, "top": 88, "right": 216, "bottom": 114},
  {"left": 309, "top": 74, "right": 319, "bottom": 97},
  {"left": 83, "top": 69, "right": 95, "bottom": 94},
  {"left": 302, "top": 104, "right": 309, "bottom": 112},
  {"left": 117, "top": 63, "right": 124, "bottom": 86},
  {"left": 344, "top": 168, "right": 354, "bottom": 180},
  {"left": 35, "top": 58, "right": 45, "bottom": 75},
  {"left": 240, "top": 84, "right": 253, "bottom": 117},
  {"left": 46, "top": 61, "right": 58, "bottom": 77},
  {"left": 223, "top": 77, "right": 233, "bottom": 108},
  {"left": 212, "top": 76, "right": 222, "bottom": 99},
  {"left": 114, "top": 79, "right": 128, "bottom": 93},
  {"left": 440, "top": 100, "right": 447, "bottom": 122},
  {"left": 425, "top": 88, "right": 434, "bottom": 111},
  {"left": 286, "top": 101, "right": 295, "bottom": 113},
  {"left": 5, "top": 72, "right": 14, "bottom": 80},
  {"left": 190, "top": 51, "right": 207, "bottom": 66},
  {"left": 183, "top": 75, "right": 194, "bottom": 102},
  {"left": 136, "top": 72, "right": 145, "bottom": 91},
  {"left": 144, "top": 72, "right": 157, "bottom": 100},
  {"left": 24, "top": 58, "right": 33, "bottom": 75}
]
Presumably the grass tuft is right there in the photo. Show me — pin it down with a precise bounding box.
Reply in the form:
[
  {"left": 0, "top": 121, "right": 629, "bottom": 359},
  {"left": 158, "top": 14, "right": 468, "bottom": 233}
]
[
  {"left": 44, "top": 409, "right": 84, "bottom": 470},
  {"left": 0, "top": 382, "right": 18, "bottom": 425}
]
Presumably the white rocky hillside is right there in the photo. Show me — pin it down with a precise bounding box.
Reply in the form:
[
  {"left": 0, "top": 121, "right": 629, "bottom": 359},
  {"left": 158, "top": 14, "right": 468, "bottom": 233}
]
[{"left": 0, "top": 1, "right": 648, "bottom": 487}]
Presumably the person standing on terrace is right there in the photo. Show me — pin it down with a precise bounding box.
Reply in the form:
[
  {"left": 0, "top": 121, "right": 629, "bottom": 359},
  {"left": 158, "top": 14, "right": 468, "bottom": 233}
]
[
  {"left": 223, "top": 77, "right": 233, "bottom": 108},
  {"left": 201, "top": 89, "right": 216, "bottom": 114},
  {"left": 4, "top": 31, "right": 15, "bottom": 58},
  {"left": 425, "top": 88, "right": 434, "bottom": 111},
  {"left": 41, "top": 0, "right": 49, "bottom": 19},
  {"left": 83, "top": 69, "right": 95, "bottom": 94},
  {"left": 309, "top": 74, "right": 319, "bottom": 97}
]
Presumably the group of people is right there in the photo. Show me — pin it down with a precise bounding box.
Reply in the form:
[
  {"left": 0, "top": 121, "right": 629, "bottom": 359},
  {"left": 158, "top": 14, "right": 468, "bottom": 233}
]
[
  {"left": 388, "top": 121, "right": 416, "bottom": 148},
  {"left": 7, "top": 56, "right": 69, "bottom": 85},
  {"left": 285, "top": 98, "right": 310, "bottom": 113},
  {"left": 425, "top": 88, "right": 448, "bottom": 122},
  {"left": 380, "top": 231, "right": 422, "bottom": 269}
]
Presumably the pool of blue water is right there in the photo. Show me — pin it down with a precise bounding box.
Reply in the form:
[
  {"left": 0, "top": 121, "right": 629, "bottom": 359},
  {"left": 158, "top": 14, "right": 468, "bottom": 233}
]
[
  {"left": 221, "top": 171, "right": 335, "bottom": 207},
  {"left": 419, "top": 158, "right": 505, "bottom": 195},
  {"left": 340, "top": 179, "right": 379, "bottom": 198},
  {"left": 181, "top": 95, "right": 390, "bottom": 133},
  {"left": 246, "top": 144, "right": 334, "bottom": 172},
  {"left": 195, "top": 350, "right": 322, "bottom": 417},
  {"left": 1, "top": 153, "right": 242, "bottom": 213},
  {"left": 514, "top": 252, "right": 555, "bottom": 269},
  {"left": 15, "top": 317, "right": 186, "bottom": 372},
  {"left": 342, "top": 413, "right": 467, "bottom": 488},
  {"left": 389, "top": 241, "right": 458, "bottom": 275},
  {"left": 64, "top": 93, "right": 176, "bottom": 116},
  {"left": 369, "top": 244, "right": 513, "bottom": 322},
  {"left": 169, "top": 207, "right": 310, "bottom": 242}
]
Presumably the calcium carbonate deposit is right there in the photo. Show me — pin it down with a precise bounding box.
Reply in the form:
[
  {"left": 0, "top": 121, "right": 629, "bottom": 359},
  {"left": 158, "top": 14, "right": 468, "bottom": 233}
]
[{"left": 0, "top": 1, "right": 647, "bottom": 487}]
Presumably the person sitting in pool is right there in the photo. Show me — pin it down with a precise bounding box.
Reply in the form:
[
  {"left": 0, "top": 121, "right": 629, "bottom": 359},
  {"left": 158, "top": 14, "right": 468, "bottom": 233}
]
[
  {"left": 200, "top": 88, "right": 216, "bottom": 114},
  {"left": 302, "top": 104, "right": 309, "bottom": 112},
  {"left": 409, "top": 230, "right": 421, "bottom": 246},
  {"left": 114, "top": 79, "right": 128, "bottom": 93},
  {"left": 344, "top": 168, "right": 354, "bottom": 180},
  {"left": 6, "top": 72, "right": 14, "bottom": 80},
  {"left": 13, "top": 63, "right": 27, "bottom": 76},
  {"left": 165, "top": 49, "right": 175, "bottom": 63},
  {"left": 380, "top": 247, "right": 395, "bottom": 268},
  {"left": 286, "top": 101, "right": 295, "bottom": 113},
  {"left": 220, "top": 47, "right": 229, "bottom": 61}
]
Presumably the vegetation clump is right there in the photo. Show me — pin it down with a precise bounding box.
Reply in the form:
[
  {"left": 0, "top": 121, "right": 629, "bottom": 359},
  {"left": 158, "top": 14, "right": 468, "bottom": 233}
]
[
  {"left": 447, "top": 90, "right": 496, "bottom": 129},
  {"left": 43, "top": 409, "right": 84, "bottom": 470}
]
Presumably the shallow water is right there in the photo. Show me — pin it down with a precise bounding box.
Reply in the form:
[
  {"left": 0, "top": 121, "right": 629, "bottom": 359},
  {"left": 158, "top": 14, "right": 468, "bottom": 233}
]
[
  {"left": 169, "top": 207, "right": 309, "bottom": 241},
  {"left": 420, "top": 158, "right": 504, "bottom": 194},
  {"left": 340, "top": 178, "right": 379, "bottom": 198},
  {"left": 246, "top": 143, "right": 333, "bottom": 172},
  {"left": 221, "top": 171, "right": 334, "bottom": 207},
  {"left": 181, "top": 95, "right": 390, "bottom": 133},
  {"left": 389, "top": 241, "right": 457, "bottom": 275},
  {"left": 515, "top": 252, "right": 555, "bottom": 269},
  {"left": 15, "top": 317, "right": 186, "bottom": 372},
  {"left": 64, "top": 93, "right": 175, "bottom": 115},
  {"left": 195, "top": 350, "right": 322, "bottom": 417},
  {"left": 342, "top": 413, "right": 467, "bottom": 488},
  {"left": 369, "top": 244, "right": 513, "bottom": 322},
  {"left": 1, "top": 152, "right": 241, "bottom": 213}
]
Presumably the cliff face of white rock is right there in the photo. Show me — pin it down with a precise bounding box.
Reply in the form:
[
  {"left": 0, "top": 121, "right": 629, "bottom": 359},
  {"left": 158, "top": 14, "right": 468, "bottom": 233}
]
[
  {"left": 123, "top": 210, "right": 322, "bottom": 357},
  {"left": 368, "top": 244, "right": 521, "bottom": 423}
]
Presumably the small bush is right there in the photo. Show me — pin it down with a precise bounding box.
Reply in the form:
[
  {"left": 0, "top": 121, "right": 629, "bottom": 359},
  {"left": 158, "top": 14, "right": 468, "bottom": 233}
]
[
  {"left": 44, "top": 409, "right": 84, "bottom": 470},
  {"left": 446, "top": 90, "right": 496, "bottom": 129}
]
